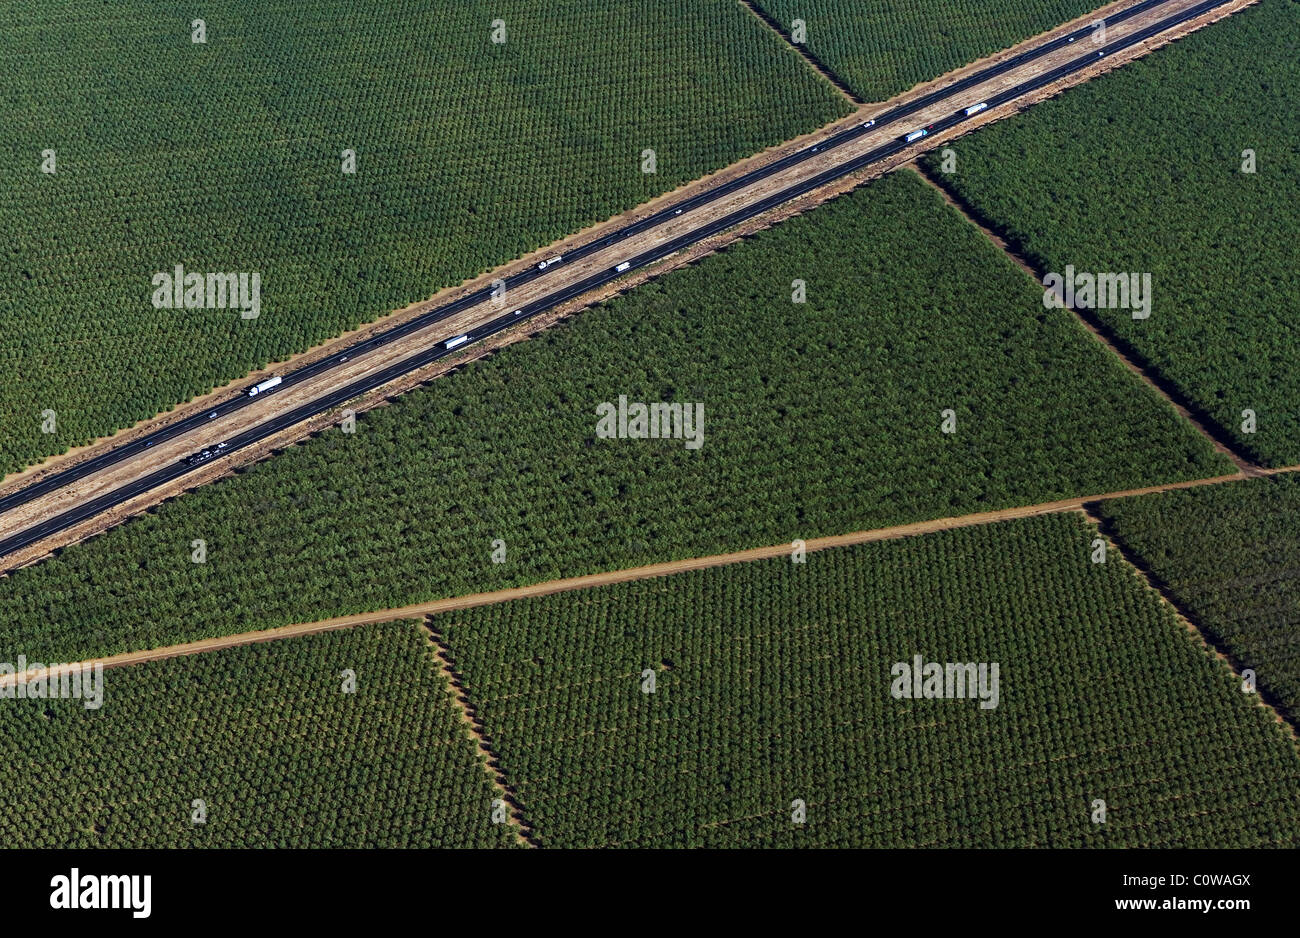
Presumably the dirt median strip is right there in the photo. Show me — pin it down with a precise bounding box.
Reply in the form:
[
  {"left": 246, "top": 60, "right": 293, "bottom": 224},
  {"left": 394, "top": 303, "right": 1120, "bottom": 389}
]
[{"left": 0, "top": 0, "right": 1255, "bottom": 576}]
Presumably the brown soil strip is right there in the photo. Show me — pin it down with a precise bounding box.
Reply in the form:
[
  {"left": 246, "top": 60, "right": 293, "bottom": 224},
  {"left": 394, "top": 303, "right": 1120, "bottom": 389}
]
[
  {"left": 0, "top": 0, "right": 1229, "bottom": 504},
  {"left": 910, "top": 164, "right": 1263, "bottom": 476},
  {"left": 15, "top": 464, "right": 1300, "bottom": 681},
  {"left": 421, "top": 618, "right": 536, "bottom": 847},
  {"left": 1081, "top": 506, "right": 1299, "bottom": 742}
]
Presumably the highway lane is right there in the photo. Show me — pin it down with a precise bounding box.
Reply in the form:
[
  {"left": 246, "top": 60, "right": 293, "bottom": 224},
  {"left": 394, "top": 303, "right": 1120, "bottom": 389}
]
[
  {"left": 0, "top": 0, "right": 1238, "bottom": 562},
  {"left": 0, "top": 0, "right": 1181, "bottom": 519}
]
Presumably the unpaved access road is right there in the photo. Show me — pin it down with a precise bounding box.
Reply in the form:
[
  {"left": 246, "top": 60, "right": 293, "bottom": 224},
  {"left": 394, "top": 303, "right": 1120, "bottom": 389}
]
[{"left": 16, "top": 459, "right": 1300, "bottom": 684}]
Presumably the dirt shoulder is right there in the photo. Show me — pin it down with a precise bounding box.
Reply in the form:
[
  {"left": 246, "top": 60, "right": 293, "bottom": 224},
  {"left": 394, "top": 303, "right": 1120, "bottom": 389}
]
[
  {"left": 0, "top": 0, "right": 1257, "bottom": 574},
  {"left": 0, "top": 0, "right": 1221, "bottom": 501}
]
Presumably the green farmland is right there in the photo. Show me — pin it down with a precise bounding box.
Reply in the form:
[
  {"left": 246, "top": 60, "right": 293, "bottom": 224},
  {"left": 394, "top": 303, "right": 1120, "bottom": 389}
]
[
  {"left": 924, "top": 0, "right": 1300, "bottom": 466},
  {"left": 751, "top": 0, "right": 1101, "bottom": 101},
  {"left": 0, "top": 622, "right": 515, "bottom": 847},
  {"left": 1100, "top": 474, "right": 1300, "bottom": 727},
  {"left": 0, "top": 0, "right": 849, "bottom": 475},
  {"left": 0, "top": 171, "right": 1229, "bottom": 664},
  {"left": 436, "top": 514, "right": 1300, "bottom": 847}
]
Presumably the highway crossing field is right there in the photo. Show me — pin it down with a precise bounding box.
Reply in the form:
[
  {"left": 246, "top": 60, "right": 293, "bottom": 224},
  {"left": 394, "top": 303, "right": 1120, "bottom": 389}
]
[
  {"left": 923, "top": 0, "right": 1300, "bottom": 466},
  {"left": 0, "top": 0, "right": 1219, "bottom": 564},
  {"left": 0, "top": 0, "right": 1247, "bottom": 567},
  {"left": 751, "top": 0, "right": 1104, "bottom": 101},
  {"left": 0, "top": 171, "right": 1230, "bottom": 665},
  {"left": 3, "top": 0, "right": 1295, "bottom": 861},
  {"left": 432, "top": 514, "right": 1300, "bottom": 847},
  {"left": 0, "top": 0, "right": 849, "bottom": 476},
  {"left": 0, "top": 622, "right": 517, "bottom": 847}
]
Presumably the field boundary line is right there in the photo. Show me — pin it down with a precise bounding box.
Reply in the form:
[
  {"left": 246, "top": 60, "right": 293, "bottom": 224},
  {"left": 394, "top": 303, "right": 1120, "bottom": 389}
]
[
  {"left": 910, "top": 164, "right": 1264, "bottom": 476},
  {"left": 736, "top": 0, "right": 863, "bottom": 104},
  {"left": 1081, "top": 506, "right": 1299, "bottom": 742},
  {"left": 0, "top": 0, "right": 1202, "bottom": 499},
  {"left": 2, "top": 1, "right": 1263, "bottom": 576},
  {"left": 737, "top": 0, "right": 1149, "bottom": 110},
  {"left": 19, "top": 467, "right": 1300, "bottom": 679},
  {"left": 421, "top": 618, "right": 536, "bottom": 847}
]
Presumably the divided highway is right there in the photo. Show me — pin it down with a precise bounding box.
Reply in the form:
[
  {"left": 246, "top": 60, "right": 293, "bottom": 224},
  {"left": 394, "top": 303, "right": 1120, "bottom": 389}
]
[{"left": 0, "top": 0, "right": 1241, "bottom": 565}]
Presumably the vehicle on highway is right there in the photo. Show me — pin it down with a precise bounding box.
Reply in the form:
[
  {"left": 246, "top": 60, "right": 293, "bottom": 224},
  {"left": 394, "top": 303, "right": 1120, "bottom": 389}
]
[
  {"left": 182, "top": 441, "right": 229, "bottom": 467},
  {"left": 537, "top": 255, "right": 562, "bottom": 270},
  {"left": 246, "top": 375, "right": 283, "bottom": 397},
  {"left": 615, "top": 262, "right": 631, "bottom": 273},
  {"left": 904, "top": 129, "right": 929, "bottom": 143},
  {"left": 0, "top": 0, "right": 1228, "bottom": 566},
  {"left": 964, "top": 102, "right": 988, "bottom": 116},
  {"left": 512, "top": 308, "right": 524, "bottom": 316},
  {"left": 443, "top": 334, "right": 469, "bottom": 350}
]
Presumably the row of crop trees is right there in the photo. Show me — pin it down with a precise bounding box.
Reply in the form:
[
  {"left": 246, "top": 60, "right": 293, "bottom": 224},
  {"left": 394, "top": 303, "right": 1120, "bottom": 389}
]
[
  {"left": 438, "top": 513, "right": 1300, "bottom": 847},
  {"left": 0, "top": 172, "right": 1227, "bottom": 668},
  {"left": 0, "top": 623, "right": 515, "bottom": 847}
]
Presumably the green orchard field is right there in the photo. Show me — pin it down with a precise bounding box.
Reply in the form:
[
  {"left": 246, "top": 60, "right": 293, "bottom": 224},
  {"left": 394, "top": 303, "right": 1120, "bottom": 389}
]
[
  {"left": 435, "top": 514, "right": 1300, "bottom": 847},
  {"left": 1099, "top": 474, "right": 1300, "bottom": 727},
  {"left": 0, "top": 622, "right": 517, "bottom": 848},
  {"left": 923, "top": 0, "right": 1300, "bottom": 466},
  {"left": 0, "top": 0, "right": 850, "bottom": 475},
  {"left": 750, "top": 0, "right": 1100, "bottom": 101},
  {"left": 0, "top": 171, "right": 1229, "bottom": 663}
]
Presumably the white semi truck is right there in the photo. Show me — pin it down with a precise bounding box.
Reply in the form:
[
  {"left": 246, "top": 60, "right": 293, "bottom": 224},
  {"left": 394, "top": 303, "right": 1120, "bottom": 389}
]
[{"left": 246, "top": 375, "right": 283, "bottom": 397}]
